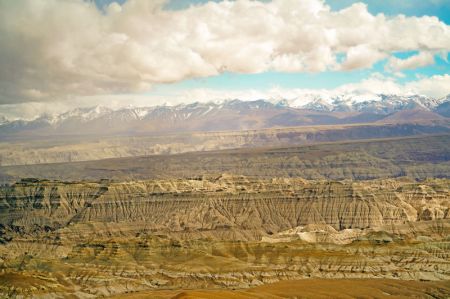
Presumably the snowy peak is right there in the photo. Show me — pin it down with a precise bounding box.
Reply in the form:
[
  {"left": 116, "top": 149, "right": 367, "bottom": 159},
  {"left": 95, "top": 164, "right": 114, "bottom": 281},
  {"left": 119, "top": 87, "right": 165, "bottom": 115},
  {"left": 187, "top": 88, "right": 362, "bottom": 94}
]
[
  {"left": 287, "top": 93, "right": 447, "bottom": 114},
  {"left": 34, "top": 106, "right": 114, "bottom": 125},
  {"left": 302, "top": 98, "right": 334, "bottom": 112},
  {"left": 60, "top": 105, "right": 112, "bottom": 121},
  {"left": 107, "top": 107, "right": 154, "bottom": 122},
  {"left": 220, "top": 99, "right": 274, "bottom": 110}
]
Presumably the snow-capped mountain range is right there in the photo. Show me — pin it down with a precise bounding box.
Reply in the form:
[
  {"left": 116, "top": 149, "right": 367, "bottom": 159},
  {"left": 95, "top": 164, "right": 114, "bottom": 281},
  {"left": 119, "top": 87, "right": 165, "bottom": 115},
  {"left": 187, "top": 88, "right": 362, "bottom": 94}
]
[{"left": 0, "top": 94, "right": 448, "bottom": 138}]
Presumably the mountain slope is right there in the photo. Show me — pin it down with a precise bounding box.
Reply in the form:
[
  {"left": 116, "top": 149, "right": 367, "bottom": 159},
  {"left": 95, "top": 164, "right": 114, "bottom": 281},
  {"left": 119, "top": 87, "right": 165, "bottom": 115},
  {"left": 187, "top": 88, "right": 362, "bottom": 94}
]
[
  {"left": 436, "top": 100, "right": 450, "bottom": 118},
  {"left": 378, "top": 108, "right": 447, "bottom": 123}
]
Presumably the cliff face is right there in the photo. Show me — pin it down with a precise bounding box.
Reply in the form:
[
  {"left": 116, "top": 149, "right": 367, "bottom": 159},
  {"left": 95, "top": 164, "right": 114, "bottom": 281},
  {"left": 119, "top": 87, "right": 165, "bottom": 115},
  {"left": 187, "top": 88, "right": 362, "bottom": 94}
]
[
  {"left": 1, "top": 177, "right": 449, "bottom": 298},
  {"left": 1, "top": 176, "right": 448, "bottom": 237}
]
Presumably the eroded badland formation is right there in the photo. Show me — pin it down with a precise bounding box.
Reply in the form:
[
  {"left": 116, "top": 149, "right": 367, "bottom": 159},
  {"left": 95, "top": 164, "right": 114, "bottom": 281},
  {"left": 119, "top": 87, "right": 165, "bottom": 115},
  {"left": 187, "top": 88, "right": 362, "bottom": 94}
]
[{"left": 0, "top": 131, "right": 449, "bottom": 298}]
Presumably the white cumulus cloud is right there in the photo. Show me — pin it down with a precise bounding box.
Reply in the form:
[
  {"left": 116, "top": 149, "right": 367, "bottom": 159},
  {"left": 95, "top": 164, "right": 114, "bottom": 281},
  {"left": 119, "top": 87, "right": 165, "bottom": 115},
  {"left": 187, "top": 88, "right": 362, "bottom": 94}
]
[
  {"left": 386, "top": 52, "right": 435, "bottom": 71},
  {"left": 0, "top": 0, "right": 449, "bottom": 105}
]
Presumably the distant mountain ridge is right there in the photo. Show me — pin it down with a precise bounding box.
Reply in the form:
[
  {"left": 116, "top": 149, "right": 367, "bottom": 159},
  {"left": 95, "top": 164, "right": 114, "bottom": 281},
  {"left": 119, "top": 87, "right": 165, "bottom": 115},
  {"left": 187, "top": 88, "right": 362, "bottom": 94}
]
[
  {"left": 0, "top": 94, "right": 448, "bottom": 138},
  {"left": 289, "top": 94, "right": 446, "bottom": 113}
]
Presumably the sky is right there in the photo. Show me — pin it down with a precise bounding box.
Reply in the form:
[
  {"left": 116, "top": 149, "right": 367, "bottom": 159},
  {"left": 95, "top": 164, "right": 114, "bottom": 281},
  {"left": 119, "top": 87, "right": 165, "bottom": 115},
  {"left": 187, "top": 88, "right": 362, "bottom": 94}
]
[{"left": 0, "top": 0, "right": 449, "bottom": 119}]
